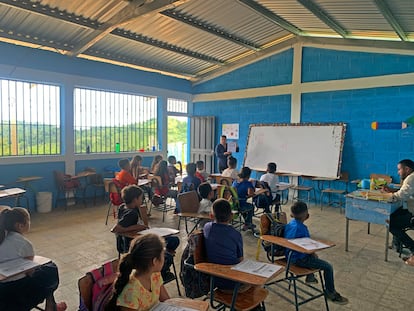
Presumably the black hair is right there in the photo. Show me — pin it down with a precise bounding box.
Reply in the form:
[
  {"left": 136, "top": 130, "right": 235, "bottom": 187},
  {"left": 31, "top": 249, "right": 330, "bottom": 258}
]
[
  {"left": 267, "top": 162, "right": 277, "bottom": 173},
  {"left": 0, "top": 207, "right": 30, "bottom": 244},
  {"left": 227, "top": 156, "right": 237, "bottom": 168},
  {"left": 131, "top": 155, "right": 142, "bottom": 165},
  {"left": 167, "top": 155, "right": 176, "bottom": 164},
  {"left": 151, "top": 155, "right": 163, "bottom": 172},
  {"left": 399, "top": 159, "right": 414, "bottom": 171},
  {"left": 186, "top": 162, "right": 197, "bottom": 176},
  {"left": 106, "top": 234, "right": 165, "bottom": 311},
  {"left": 118, "top": 158, "right": 130, "bottom": 170},
  {"left": 291, "top": 201, "right": 308, "bottom": 218},
  {"left": 121, "top": 185, "right": 144, "bottom": 204},
  {"left": 238, "top": 166, "right": 251, "bottom": 179},
  {"left": 196, "top": 160, "right": 204, "bottom": 170},
  {"left": 198, "top": 182, "right": 212, "bottom": 199},
  {"left": 155, "top": 160, "right": 168, "bottom": 178},
  {"left": 212, "top": 199, "right": 232, "bottom": 223},
  {"left": 221, "top": 135, "right": 227, "bottom": 139}
]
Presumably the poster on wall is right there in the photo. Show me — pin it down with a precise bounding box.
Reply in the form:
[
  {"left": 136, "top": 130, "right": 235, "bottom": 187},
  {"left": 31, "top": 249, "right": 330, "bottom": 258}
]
[{"left": 222, "top": 123, "right": 239, "bottom": 139}]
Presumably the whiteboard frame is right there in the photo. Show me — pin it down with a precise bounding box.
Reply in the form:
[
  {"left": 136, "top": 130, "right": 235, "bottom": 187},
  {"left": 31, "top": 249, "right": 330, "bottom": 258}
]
[{"left": 243, "top": 123, "right": 346, "bottom": 178}]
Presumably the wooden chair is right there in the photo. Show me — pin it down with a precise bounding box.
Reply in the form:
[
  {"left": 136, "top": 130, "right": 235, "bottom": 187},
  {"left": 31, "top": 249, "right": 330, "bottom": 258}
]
[
  {"left": 53, "top": 170, "right": 83, "bottom": 209},
  {"left": 78, "top": 259, "right": 119, "bottom": 311},
  {"left": 291, "top": 176, "right": 316, "bottom": 206},
  {"left": 190, "top": 230, "right": 269, "bottom": 311},
  {"left": 216, "top": 176, "right": 234, "bottom": 186},
  {"left": 149, "top": 176, "right": 175, "bottom": 222},
  {"left": 85, "top": 171, "right": 105, "bottom": 205},
  {"left": 320, "top": 172, "right": 349, "bottom": 211},
  {"left": 105, "top": 180, "right": 123, "bottom": 225},
  {"left": 370, "top": 173, "right": 392, "bottom": 185},
  {"left": 177, "top": 190, "right": 208, "bottom": 234}
]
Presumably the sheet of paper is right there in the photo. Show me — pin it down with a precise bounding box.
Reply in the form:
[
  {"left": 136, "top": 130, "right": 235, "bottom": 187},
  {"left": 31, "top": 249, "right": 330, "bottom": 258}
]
[
  {"left": 227, "top": 141, "right": 237, "bottom": 153},
  {"left": 231, "top": 259, "right": 282, "bottom": 278},
  {"left": 138, "top": 227, "right": 179, "bottom": 237},
  {"left": 0, "top": 257, "right": 43, "bottom": 277},
  {"left": 288, "top": 238, "right": 330, "bottom": 251},
  {"left": 150, "top": 302, "right": 198, "bottom": 311}
]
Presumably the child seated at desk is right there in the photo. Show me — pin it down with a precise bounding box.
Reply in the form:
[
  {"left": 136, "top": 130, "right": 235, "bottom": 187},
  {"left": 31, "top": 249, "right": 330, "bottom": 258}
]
[
  {"left": 196, "top": 160, "right": 209, "bottom": 182},
  {"left": 116, "top": 158, "right": 137, "bottom": 186},
  {"left": 222, "top": 156, "right": 238, "bottom": 180},
  {"left": 260, "top": 162, "right": 279, "bottom": 193},
  {"left": 167, "top": 155, "right": 181, "bottom": 184},
  {"left": 232, "top": 167, "right": 255, "bottom": 231},
  {"left": 130, "top": 155, "right": 148, "bottom": 180},
  {"left": 111, "top": 185, "right": 179, "bottom": 281},
  {"left": 284, "top": 201, "right": 348, "bottom": 305},
  {"left": 106, "top": 234, "right": 170, "bottom": 311},
  {"left": 0, "top": 207, "right": 66, "bottom": 311},
  {"left": 198, "top": 183, "right": 214, "bottom": 227},
  {"left": 204, "top": 199, "right": 250, "bottom": 293}
]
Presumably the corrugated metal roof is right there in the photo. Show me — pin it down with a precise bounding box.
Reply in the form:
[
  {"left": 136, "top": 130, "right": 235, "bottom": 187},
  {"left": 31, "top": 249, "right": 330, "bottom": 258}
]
[{"left": 0, "top": 0, "right": 413, "bottom": 81}]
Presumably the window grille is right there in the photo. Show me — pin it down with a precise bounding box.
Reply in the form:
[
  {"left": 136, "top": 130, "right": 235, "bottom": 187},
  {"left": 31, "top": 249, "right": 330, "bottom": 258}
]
[
  {"left": 167, "top": 98, "right": 188, "bottom": 114},
  {"left": 74, "top": 88, "right": 157, "bottom": 154},
  {"left": 0, "top": 79, "right": 60, "bottom": 156}
]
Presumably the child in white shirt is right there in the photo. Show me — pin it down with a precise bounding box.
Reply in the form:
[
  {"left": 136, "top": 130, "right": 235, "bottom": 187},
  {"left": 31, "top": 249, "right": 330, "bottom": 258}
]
[{"left": 222, "top": 156, "right": 238, "bottom": 180}]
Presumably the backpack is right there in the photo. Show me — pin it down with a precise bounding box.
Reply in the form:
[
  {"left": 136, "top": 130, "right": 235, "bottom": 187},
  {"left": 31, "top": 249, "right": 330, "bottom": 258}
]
[
  {"left": 179, "top": 231, "right": 210, "bottom": 298},
  {"left": 261, "top": 212, "right": 287, "bottom": 259},
  {"left": 79, "top": 261, "right": 118, "bottom": 311},
  {"left": 253, "top": 181, "right": 272, "bottom": 209}
]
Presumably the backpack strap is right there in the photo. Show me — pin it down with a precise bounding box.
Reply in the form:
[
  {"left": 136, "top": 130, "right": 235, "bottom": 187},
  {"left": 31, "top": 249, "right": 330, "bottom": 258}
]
[
  {"left": 89, "top": 267, "right": 103, "bottom": 283},
  {"left": 102, "top": 261, "right": 113, "bottom": 276}
]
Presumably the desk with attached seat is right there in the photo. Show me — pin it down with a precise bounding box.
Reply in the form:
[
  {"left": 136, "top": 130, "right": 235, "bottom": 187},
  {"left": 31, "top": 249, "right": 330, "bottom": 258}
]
[{"left": 261, "top": 235, "right": 334, "bottom": 311}]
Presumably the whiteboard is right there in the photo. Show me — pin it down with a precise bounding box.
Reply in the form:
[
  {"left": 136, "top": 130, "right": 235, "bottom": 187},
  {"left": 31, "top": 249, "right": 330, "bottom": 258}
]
[{"left": 243, "top": 123, "right": 346, "bottom": 178}]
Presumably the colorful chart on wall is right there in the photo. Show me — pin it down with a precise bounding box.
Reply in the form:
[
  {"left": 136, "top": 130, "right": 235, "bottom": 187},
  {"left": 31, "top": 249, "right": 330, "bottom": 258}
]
[
  {"left": 222, "top": 123, "right": 239, "bottom": 139},
  {"left": 243, "top": 123, "right": 346, "bottom": 178}
]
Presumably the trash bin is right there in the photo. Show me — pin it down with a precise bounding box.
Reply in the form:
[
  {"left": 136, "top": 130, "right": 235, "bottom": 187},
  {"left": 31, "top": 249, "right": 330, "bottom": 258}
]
[{"left": 36, "top": 192, "right": 53, "bottom": 213}]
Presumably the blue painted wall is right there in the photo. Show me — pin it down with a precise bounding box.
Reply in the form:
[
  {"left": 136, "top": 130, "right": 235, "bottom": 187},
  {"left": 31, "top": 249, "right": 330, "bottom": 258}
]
[
  {"left": 193, "top": 95, "right": 291, "bottom": 175},
  {"left": 193, "top": 49, "right": 293, "bottom": 94},
  {"left": 194, "top": 47, "right": 414, "bottom": 184},
  {"left": 301, "top": 85, "right": 414, "bottom": 182},
  {"left": 302, "top": 47, "right": 414, "bottom": 82}
]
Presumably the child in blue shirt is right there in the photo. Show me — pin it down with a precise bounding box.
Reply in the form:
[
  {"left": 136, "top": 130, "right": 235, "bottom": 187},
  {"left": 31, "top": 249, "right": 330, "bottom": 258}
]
[
  {"left": 204, "top": 199, "right": 249, "bottom": 292},
  {"left": 232, "top": 167, "right": 255, "bottom": 231},
  {"left": 284, "top": 201, "right": 348, "bottom": 305}
]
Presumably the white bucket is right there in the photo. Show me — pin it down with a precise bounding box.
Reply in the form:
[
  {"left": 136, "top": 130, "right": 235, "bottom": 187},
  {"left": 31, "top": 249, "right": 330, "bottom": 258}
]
[{"left": 36, "top": 192, "right": 53, "bottom": 213}]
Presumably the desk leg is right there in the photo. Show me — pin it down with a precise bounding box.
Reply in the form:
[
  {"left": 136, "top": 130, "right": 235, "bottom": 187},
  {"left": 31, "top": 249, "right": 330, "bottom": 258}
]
[
  {"left": 345, "top": 218, "right": 349, "bottom": 252},
  {"left": 230, "top": 283, "right": 241, "bottom": 311},
  {"left": 385, "top": 226, "right": 389, "bottom": 262},
  {"left": 367, "top": 223, "right": 371, "bottom": 234}
]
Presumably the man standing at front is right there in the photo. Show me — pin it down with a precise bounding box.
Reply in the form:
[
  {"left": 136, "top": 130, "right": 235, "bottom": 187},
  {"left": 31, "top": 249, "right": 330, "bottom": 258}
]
[
  {"left": 215, "top": 135, "right": 232, "bottom": 173},
  {"left": 383, "top": 159, "right": 414, "bottom": 265}
]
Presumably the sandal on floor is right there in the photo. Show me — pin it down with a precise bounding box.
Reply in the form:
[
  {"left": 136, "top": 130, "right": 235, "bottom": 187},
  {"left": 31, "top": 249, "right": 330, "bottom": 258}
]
[
  {"left": 55, "top": 302, "right": 67, "bottom": 311},
  {"left": 404, "top": 256, "right": 414, "bottom": 266}
]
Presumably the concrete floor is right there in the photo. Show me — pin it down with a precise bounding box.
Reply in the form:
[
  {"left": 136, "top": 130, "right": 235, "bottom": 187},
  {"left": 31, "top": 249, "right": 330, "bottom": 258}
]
[{"left": 27, "top": 199, "right": 414, "bottom": 311}]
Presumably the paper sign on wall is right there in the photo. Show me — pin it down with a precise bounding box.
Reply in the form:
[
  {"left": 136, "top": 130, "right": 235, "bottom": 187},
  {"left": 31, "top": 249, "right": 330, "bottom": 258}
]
[{"left": 222, "top": 123, "right": 239, "bottom": 139}]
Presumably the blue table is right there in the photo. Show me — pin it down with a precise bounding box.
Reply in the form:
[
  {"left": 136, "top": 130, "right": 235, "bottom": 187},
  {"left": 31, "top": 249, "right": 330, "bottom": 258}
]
[{"left": 345, "top": 191, "right": 401, "bottom": 261}]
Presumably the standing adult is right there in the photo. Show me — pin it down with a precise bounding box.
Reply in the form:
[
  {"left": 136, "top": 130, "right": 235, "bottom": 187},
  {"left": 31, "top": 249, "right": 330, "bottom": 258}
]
[
  {"left": 383, "top": 159, "right": 414, "bottom": 265},
  {"left": 215, "top": 135, "right": 232, "bottom": 173}
]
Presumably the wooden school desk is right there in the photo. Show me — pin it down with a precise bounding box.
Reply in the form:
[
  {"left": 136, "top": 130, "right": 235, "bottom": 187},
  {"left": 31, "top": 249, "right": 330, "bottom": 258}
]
[
  {"left": 0, "top": 255, "right": 51, "bottom": 281},
  {"left": 260, "top": 235, "right": 334, "bottom": 311},
  {"left": 345, "top": 190, "right": 401, "bottom": 261},
  {"left": 195, "top": 262, "right": 283, "bottom": 311},
  {"left": 163, "top": 298, "right": 209, "bottom": 311}
]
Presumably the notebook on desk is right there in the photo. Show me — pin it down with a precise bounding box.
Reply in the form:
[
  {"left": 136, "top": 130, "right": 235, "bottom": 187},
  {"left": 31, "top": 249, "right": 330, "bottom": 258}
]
[
  {"left": 0, "top": 256, "right": 51, "bottom": 279},
  {"left": 138, "top": 227, "right": 179, "bottom": 237}
]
